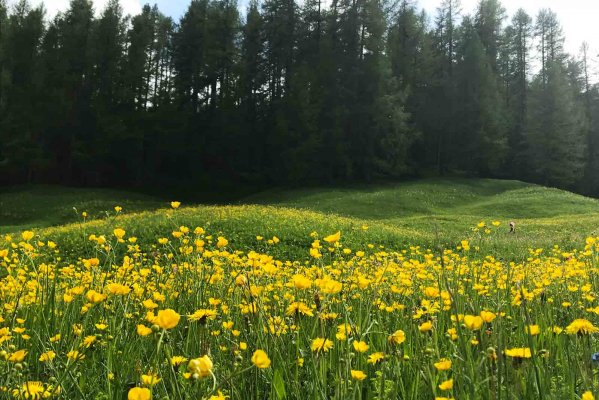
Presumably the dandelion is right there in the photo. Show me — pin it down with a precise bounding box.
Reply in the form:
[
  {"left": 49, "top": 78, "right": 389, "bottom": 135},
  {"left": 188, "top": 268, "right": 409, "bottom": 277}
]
[
  {"left": 12, "top": 382, "right": 45, "bottom": 399},
  {"left": 170, "top": 201, "right": 181, "bottom": 209},
  {"left": 209, "top": 391, "right": 229, "bottom": 400},
  {"left": 141, "top": 373, "right": 161, "bottom": 387},
  {"left": 367, "top": 352, "right": 384, "bottom": 364},
  {"left": 67, "top": 350, "right": 85, "bottom": 361},
  {"left": 565, "top": 319, "right": 599, "bottom": 335},
  {"left": 311, "top": 338, "right": 334, "bottom": 353},
  {"left": 504, "top": 348, "right": 532, "bottom": 359}
]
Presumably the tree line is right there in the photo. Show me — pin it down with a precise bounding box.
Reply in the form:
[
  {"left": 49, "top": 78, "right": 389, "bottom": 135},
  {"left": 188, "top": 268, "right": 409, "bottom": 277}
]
[{"left": 0, "top": 0, "right": 598, "bottom": 194}]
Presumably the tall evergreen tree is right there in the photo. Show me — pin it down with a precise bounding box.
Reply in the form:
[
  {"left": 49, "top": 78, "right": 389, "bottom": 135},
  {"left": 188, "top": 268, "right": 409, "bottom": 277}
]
[
  {"left": 455, "top": 18, "right": 507, "bottom": 174},
  {"left": 504, "top": 8, "right": 532, "bottom": 175},
  {"left": 535, "top": 9, "right": 565, "bottom": 86},
  {"left": 0, "top": 0, "right": 44, "bottom": 181},
  {"left": 474, "top": 0, "right": 505, "bottom": 72},
  {"left": 526, "top": 62, "right": 586, "bottom": 187}
]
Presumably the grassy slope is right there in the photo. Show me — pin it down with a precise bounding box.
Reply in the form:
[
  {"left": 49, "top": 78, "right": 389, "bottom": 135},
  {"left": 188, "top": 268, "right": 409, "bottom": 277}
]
[
  {"left": 0, "top": 185, "right": 163, "bottom": 233},
  {"left": 1, "top": 179, "right": 598, "bottom": 259},
  {"left": 245, "top": 178, "right": 599, "bottom": 253}
]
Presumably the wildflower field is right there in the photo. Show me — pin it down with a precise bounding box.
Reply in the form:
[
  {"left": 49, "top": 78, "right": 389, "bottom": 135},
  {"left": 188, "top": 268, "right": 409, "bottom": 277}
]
[{"left": 1, "top": 181, "right": 599, "bottom": 399}]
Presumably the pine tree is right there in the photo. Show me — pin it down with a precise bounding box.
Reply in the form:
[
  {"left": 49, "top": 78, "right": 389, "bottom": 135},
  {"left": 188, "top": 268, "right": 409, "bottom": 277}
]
[
  {"left": 455, "top": 18, "right": 507, "bottom": 175},
  {"left": 504, "top": 8, "right": 532, "bottom": 175},
  {"left": 526, "top": 62, "right": 586, "bottom": 187},
  {"left": 0, "top": 0, "right": 44, "bottom": 181},
  {"left": 474, "top": 0, "right": 505, "bottom": 72},
  {"left": 535, "top": 9, "right": 565, "bottom": 86}
]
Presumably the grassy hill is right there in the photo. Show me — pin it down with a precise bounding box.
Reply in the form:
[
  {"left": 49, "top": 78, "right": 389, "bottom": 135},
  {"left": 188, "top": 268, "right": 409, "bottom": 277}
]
[{"left": 1, "top": 179, "right": 598, "bottom": 259}]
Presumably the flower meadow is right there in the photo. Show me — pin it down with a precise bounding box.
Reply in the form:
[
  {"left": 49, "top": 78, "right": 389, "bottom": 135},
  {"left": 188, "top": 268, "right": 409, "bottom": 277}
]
[{"left": 1, "top": 204, "right": 599, "bottom": 399}]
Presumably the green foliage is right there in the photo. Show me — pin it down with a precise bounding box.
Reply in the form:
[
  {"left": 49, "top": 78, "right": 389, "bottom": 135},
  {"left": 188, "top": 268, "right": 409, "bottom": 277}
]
[
  {"left": 0, "top": 0, "right": 597, "bottom": 194},
  {"left": 1, "top": 179, "right": 597, "bottom": 260}
]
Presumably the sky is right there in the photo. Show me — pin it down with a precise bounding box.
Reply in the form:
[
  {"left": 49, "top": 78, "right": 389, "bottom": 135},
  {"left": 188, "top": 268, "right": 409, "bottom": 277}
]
[{"left": 8, "top": 0, "right": 599, "bottom": 68}]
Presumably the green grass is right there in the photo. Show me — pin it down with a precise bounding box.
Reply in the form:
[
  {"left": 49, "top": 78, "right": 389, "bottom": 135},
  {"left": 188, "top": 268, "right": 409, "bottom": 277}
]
[
  {"left": 1, "top": 178, "right": 598, "bottom": 259},
  {"left": 0, "top": 185, "right": 163, "bottom": 233}
]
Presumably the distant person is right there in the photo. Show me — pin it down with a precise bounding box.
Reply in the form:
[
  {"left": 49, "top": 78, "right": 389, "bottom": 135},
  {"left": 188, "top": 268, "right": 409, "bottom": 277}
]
[{"left": 509, "top": 221, "right": 516, "bottom": 234}]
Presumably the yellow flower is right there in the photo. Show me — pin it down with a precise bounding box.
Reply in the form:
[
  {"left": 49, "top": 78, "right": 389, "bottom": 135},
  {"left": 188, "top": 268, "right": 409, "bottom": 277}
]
[
  {"left": 565, "top": 319, "right": 599, "bottom": 335},
  {"left": 311, "top": 338, "right": 334, "bottom": 353},
  {"left": 188, "top": 355, "right": 213, "bottom": 378},
  {"left": 67, "top": 350, "right": 85, "bottom": 361},
  {"left": 464, "top": 315, "right": 483, "bottom": 331},
  {"left": 419, "top": 321, "right": 433, "bottom": 332},
  {"left": 137, "top": 324, "right": 153, "bottom": 336},
  {"left": 114, "top": 228, "right": 126, "bottom": 239},
  {"left": 388, "top": 329, "right": 406, "bottom": 345},
  {"left": 582, "top": 391, "right": 595, "bottom": 400},
  {"left": 367, "top": 352, "right": 384, "bottom": 364},
  {"left": 114, "top": 206, "right": 122, "bottom": 212},
  {"left": 292, "top": 274, "right": 312, "bottom": 289},
  {"left": 480, "top": 311, "right": 496, "bottom": 323},
  {"left": 21, "top": 231, "right": 35, "bottom": 241},
  {"left": 12, "top": 382, "right": 45, "bottom": 399},
  {"left": 39, "top": 350, "right": 56, "bottom": 362},
  {"left": 155, "top": 309, "right": 180, "bottom": 330},
  {"left": 526, "top": 325, "right": 540, "bottom": 336},
  {"left": 217, "top": 236, "right": 228, "bottom": 248},
  {"left": 171, "top": 201, "right": 181, "bottom": 209},
  {"left": 209, "top": 391, "right": 229, "bottom": 400},
  {"left": 82, "top": 335, "right": 97, "bottom": 348},
  {"left": 352, "top": 340, "right": 369, "bottom": 353},
  {"left": 310, "top": 248, "right": 322, "bottom": 259},
  {"left": 8, "top": 349, "right": 27, "bottom": 362},
  {"left": 170, "top": 356, "right": 188, "bottom": 366},
  {"left": 324, "top": 231, "right": 341, "bottom": 244},
  {"left": 504, "top": 348, "right": 532, "bottom": 358},
  {"left": 350, "top": 370, "right": 367, "bottom": 381},
  {"left": 86, "top": 290, "right": 107, "bottom": 304},
  {"left": 105, "top": 283, "right": 131, "bottom": 295},
  {"left": 128, "top": 387, "right": 151, "bottom": 400},
  {"left": 141, "top": 373, "right": 161, "bottom": 387},
  {"left": 439, "top": 379, "right": 454, "bottom": 391},
  {"left": 251, "top": 349, "right": 271, "bottom": 369},
  {"left": 286, "top": 302, "right": 314, "bottom": 317},
  {"left": 188, "top": 309, "right": 218, "bottom": 322},
  {"left": 434, "top": 358, "right": 452, "bottom": 371}
]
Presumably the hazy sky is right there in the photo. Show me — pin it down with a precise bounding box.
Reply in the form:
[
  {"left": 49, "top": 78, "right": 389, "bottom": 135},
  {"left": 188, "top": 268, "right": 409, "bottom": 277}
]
[{"left": 9, "top": 0, "right": 599, "bottom": 66}]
